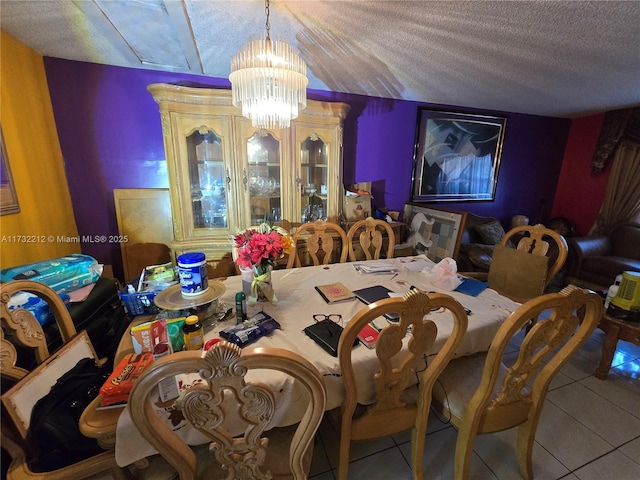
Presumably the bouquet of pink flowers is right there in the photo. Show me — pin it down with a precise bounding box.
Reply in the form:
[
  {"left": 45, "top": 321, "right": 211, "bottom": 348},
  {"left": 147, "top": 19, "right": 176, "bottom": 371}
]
[{"left": 233, "top": 223, "right": 293, "bottom": 275}]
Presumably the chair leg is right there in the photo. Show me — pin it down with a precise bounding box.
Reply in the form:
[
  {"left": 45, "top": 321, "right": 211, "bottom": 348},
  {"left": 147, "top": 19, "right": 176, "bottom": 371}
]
[
  {"left": 337, "top": 424, "right": 351, "bottom": 480},
  {"left": 516, "top": 418, "right": 538, "bottom": 480},
  {"left": 410, "top": 427, "right": 425, "bottom": 480},
  {"left": 453, "top": 424, "right": 477, "bottom": 480},
  {"left": 110, "top": 466, "right": 131, "bottom": 480}
]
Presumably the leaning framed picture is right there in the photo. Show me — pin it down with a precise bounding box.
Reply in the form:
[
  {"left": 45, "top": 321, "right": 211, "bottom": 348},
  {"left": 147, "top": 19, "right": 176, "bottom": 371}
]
[
  {"left": 410, "top": 108, "right": 507, "bottom": 202},
  {"left": 403, "top": 203, "right": 466, "bottom": 262},
  {"left": 1, "top": 125, "right": 20, "bottom": 215}
]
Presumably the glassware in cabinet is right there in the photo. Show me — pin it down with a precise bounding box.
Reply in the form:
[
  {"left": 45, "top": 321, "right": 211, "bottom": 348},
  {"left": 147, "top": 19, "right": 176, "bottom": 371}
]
[
  {"left": 186, "top": 128, "right": 228, "bottom": 229},
  {"left": 247, "top": 131, "right": 282, "bottom": 225}
]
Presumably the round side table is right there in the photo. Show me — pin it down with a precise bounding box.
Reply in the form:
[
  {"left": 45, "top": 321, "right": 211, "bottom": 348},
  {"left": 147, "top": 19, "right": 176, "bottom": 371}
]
[{"left": 595, "top": 313, "right": 640, "bottom": 380}]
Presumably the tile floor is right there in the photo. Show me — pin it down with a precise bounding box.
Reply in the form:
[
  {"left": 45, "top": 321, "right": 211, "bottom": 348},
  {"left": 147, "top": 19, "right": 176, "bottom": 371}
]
[{"left": 93, "top": 326, "right": 640, "bottom": 480}]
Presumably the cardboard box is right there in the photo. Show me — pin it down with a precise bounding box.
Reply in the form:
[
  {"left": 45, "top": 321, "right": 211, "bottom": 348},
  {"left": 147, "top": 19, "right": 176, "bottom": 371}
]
[
  {"left": 131, "top": 317, "right": 186, "bottom": 354},
  {"left": 344, "top": 194, "right": 372, "bottom": 221}
]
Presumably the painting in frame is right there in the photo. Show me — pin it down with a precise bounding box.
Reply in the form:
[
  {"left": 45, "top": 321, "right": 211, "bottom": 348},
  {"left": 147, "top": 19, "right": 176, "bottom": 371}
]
[
  {"left": 411, "top": 108, "right": 506, "bottom": 202},
  {"left": 0, "top": 125, "right": 20, "bottom": 215},
  {"left": 403, "top": 203, "right": 466, "bottom": 263}
]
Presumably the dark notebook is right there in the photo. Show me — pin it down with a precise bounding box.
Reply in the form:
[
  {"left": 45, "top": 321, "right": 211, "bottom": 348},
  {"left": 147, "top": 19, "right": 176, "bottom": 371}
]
[
  {"left": 303, "top": 320, "right": 357, "bottom": 357},
  {"left": 352, "top": 285, "right": 400, "bottom": 322}
]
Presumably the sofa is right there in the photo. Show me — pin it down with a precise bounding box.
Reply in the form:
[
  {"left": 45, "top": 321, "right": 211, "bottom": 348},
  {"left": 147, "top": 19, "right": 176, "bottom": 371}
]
[
  {"left": 566, "top": 222, "right": 640, "bottom": 290},
  {"left": 456, "top": 213, "right": 506, "bottom": 272}
]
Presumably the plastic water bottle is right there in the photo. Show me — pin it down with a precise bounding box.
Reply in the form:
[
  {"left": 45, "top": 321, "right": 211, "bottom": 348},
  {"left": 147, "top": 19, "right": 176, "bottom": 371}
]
[{"left": 604, "top": 274, "right": 622, "bottom": 309}]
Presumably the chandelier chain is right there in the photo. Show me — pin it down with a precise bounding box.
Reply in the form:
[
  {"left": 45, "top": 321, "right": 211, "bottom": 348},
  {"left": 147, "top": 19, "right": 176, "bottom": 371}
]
[{"left": 265, "top": 0, "right": 271, "bottom": 40}]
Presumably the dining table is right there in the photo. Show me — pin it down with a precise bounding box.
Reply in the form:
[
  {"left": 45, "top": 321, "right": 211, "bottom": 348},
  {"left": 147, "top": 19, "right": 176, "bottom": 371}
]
[{"left": 81, "top": 255, "right": 521, "bottom": 467}]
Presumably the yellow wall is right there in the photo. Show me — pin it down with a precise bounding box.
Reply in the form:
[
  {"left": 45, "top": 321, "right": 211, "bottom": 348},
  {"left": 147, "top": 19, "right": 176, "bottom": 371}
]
[{"left": 0, "top": 31, "right": 80, "bottom": 268}]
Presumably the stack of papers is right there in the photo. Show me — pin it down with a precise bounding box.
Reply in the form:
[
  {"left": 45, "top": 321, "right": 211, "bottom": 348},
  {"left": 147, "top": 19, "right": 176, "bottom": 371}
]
[{"left": 353, "top": 262, "right": 398, "bottom": 274}]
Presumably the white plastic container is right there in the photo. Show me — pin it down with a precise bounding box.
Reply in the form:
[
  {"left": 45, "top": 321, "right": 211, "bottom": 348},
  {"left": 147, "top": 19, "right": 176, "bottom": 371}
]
[
  {"left": 604, "top": 274, "right": 622, "bottom": 309},
  {"left": 177, "top": 252, "right": 208, "bottom": 296}
]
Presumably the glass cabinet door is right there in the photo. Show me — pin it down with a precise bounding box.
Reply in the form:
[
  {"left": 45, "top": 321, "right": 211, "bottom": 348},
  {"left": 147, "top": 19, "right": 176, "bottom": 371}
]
[
  {"left": 186, "top": 128, "right": 228, "bottom": 230},
  {"left": 247, "top": 131, "right": 282, "bottom": 225},
  {"left": 300, "top": 133, "right": 328, "bottom": 223}
]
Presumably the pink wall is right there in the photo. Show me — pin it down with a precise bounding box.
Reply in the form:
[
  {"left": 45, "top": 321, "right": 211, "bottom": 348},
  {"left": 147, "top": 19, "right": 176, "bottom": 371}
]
[{"left": 551, "top": 114, "right": 609, "bottom": 236}]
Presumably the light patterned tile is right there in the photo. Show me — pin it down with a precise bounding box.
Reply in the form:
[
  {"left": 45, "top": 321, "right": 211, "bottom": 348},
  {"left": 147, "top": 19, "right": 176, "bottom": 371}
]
[
  {"left": 573, "top": 449, "right": 640, "bottom": 480},
  {"left": 558, "top": 338, "right": 604, "bottom": 381},
  {"left": 391, "top": 410, "right": 452, "bottom": 446},
  {"left": 319, "top": 410, "right": 396, "bottom": 467},
  {"left": 309, "top": 470, "right": 335, "bottom": 480},
  {"left": 619, "top": 437, "right": 640, "bottom": 465},
  {"left": 548, "top": 369, "right": 575, "bottom": 391},
  {"left": 345, "top": 446, "right": 413, "bottom": 480},
  {"left": 471, "top": 428, "right": 571, "bottom": 480},
  {"left": 310, "top": 434, "right": 332, "bottom": 477},
  {"left": 579, "top": 371, "right": 640, "bottom": 419},
  {"left": 609, "top": 357, "right": 640, "bottom": 380},
  {"left": 535, "top": 401, "right": 612, "bottom": 470},
  {"left": 398, "top": 426, "right": 498, "bottom": 480},
  {"left": 546, "top": 382, "right": 640, "bottom": 447}
]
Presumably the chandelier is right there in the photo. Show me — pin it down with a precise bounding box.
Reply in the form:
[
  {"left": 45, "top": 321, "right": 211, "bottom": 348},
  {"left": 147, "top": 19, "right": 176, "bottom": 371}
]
[{"left": 229, "top": 0, "right": 308, "bottom": 129}]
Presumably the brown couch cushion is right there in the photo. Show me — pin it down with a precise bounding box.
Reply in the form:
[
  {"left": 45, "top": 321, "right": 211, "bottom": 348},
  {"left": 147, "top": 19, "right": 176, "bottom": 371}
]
[
  {"left": 466, "top": 244, "right": 495, "bottom": 269},
  {"left": 611, "top": 223, "right": 640, "bottom": 259},
  {"left": 475, "top": 220, "right": 506, "bottom": 245}
]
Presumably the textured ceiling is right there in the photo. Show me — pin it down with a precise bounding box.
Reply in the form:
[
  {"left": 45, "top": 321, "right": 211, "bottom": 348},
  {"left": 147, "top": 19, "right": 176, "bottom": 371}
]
[{"left": 2, "top": 0, "right": 639, "bottom": 118}]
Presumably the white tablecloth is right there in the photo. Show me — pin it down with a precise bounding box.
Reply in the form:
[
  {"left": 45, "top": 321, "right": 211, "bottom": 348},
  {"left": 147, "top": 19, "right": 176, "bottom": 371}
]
[{"left": 115, "top": 256, "right": 520, "bottom": 466}]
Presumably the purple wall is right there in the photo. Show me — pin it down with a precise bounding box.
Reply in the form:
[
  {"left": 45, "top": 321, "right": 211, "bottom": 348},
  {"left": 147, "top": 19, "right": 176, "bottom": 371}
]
[{"left": 44, "top": 58, "right": 570, "bottom": 280}]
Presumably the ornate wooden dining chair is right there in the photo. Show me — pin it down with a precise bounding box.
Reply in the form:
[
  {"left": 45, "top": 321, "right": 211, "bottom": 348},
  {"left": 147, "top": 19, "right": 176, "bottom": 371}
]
[
  {"left": 346, "top": 216, "right": 396, "bottom": 261},
  {"left": 290, "top": 220, "right": 348, "bottom": 267},
  {"left": 431, "top": 285, "right": 602, "bottom": 480},
  {"left": 504, "top": 223, "right": 568, "bottom": 287},
  {"left": 0, "top": 280, "right": 126, "bottom": 480},
  {"left": 128, "top": 341, "right": 326, "bottom": 480},
  {"left": 336, "top": 289, "right": 468, "bottom": 480}
]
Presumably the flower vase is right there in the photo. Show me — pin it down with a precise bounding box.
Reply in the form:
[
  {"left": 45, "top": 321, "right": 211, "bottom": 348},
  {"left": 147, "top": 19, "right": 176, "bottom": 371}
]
[
  {"left": 248, "top": 265, "right": 278, "bottom": 305},
  {"left": 255, "top": 266, "right": 273, "bottom": 302},
  {"left": 240, "top": 267, "right": 253, "bottom": 297}
]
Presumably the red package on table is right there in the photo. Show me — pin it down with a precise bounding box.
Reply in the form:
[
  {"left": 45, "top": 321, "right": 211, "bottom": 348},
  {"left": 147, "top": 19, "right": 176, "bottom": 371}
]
[{"left": 99, "top": 352, "right": 153, "bottom": 406}]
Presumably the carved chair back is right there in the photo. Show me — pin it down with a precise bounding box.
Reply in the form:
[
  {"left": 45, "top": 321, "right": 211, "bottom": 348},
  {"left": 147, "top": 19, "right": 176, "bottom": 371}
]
[
  {"left": 336, "top": 290, "right": 468, "bottom": 480},
  {"left": 346, "top": 217, "right": 396, "bottom": 261},
  {"left": 129, "top": 342, "right": 326, "bottom": 480},
  {"left": 502, "top": 223, "right": 569, "bottom": 288},
  {"left": 1, "top": 280, "right": 77, "bottom": 381},
  {"left": 432, "top": 285, "right": 602, "bottom": 480},
  {"left": 0, "top": 280, "right": 125, "bottom": 480},
  {"left": 291, "top": 220, "right": 348, "bottom": 267}
]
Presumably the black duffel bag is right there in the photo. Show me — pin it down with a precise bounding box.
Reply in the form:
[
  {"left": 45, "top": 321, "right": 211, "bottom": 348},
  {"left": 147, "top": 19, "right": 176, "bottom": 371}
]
[{"left": 25, "top": 357, "right": 111, "bottom": 472}]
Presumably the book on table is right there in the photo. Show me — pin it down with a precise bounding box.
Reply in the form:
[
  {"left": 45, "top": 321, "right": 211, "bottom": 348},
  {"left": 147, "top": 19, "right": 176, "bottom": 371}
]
[
  {"left": 352, "top": 285, "right": 400, "bottom": 322},
  {"left": 357, "top": 323, "right": 380, "bottom": 348},
  {"left": 303, "top": 320, "right": 358, "bottom": 357},
  {"left": 314, "top": 282, "right": 357, "bottom": 304}
]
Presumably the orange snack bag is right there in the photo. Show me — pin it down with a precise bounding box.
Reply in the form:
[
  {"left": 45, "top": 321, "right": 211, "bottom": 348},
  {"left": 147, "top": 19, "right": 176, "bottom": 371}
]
[{"left": 99, "top": 353, "right": 153, "bottom": 406}]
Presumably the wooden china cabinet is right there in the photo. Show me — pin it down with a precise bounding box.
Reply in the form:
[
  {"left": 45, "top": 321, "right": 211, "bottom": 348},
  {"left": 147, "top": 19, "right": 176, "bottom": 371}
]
[{"left": 148, "top": 83, "right": 350, "bottom": 266}]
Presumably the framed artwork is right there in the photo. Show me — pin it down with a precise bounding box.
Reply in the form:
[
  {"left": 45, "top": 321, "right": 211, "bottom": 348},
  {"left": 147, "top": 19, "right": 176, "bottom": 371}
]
[
  {"left": 403, "top": 203, "right": 466, "bottom": 262},
  {"left": 411, "top": 108, "right": 506, "bottom": 202},
  {"left": 2, "top": 332, "right": 97, "bottom": 437},
  {"left": 0, "top": 125, "right": 20, "bottom": 215}
]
